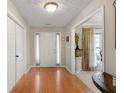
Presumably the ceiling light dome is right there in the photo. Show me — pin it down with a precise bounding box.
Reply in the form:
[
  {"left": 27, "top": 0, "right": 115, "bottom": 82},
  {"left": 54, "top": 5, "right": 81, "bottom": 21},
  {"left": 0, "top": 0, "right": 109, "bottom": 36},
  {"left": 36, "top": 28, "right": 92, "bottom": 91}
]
[{"left": 44, "top": 2, "right": 58, "bottom": 12}]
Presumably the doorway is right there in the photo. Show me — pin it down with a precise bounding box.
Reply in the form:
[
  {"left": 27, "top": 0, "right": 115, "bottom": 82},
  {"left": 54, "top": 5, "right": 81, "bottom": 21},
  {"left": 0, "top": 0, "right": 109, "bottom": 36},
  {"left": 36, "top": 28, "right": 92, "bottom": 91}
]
[
  {"left": 71, "top": 6, "right": 104, "bottom": 73},
  {"left": 35, "top": 32, "right": 61, "bottom": 67}
]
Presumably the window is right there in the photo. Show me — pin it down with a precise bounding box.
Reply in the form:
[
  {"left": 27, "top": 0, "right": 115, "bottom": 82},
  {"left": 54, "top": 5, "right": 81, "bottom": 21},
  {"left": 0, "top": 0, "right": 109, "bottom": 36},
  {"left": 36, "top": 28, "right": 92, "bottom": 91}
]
[
  {"left": 56, "top": 33, "right": 60, "bottom": 65},
  {"left": 94, "top": 33, "right": 102, "bottom": 70},
  {"left": 35, "top": 33, "right": 40, "bottom": 65}
]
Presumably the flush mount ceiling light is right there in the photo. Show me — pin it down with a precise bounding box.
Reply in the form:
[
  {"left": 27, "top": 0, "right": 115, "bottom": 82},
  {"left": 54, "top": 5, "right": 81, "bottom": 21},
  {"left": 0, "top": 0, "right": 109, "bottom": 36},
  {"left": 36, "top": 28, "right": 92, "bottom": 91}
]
[{"left": 44, "top": 2, "right": 58, "bottom": 12}]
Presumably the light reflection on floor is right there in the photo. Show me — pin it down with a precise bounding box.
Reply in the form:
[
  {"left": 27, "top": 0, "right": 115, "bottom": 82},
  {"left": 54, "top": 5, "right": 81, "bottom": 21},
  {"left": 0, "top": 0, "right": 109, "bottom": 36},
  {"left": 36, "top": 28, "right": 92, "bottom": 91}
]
[
  {"left": 35, "top": 71, "right": 40, "bottom": 93},
  {"left": 56, "top": 69, "right": 61, "bottom": 92}
]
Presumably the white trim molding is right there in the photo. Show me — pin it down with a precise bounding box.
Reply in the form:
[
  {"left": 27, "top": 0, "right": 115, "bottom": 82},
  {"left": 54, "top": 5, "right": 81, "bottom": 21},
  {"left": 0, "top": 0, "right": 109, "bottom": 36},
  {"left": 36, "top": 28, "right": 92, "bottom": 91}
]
[
  {"left": 7, "top": 10, "right": 25, "bottom": 29},
  {"left": 24, "top": 67, "right": 31, "bottom": 74},
  {"left": 30, "top": 66, "right": 73, "bottom": 74},
  {"left": 65, "top": 67, "right": 73, "bottom": 74}
]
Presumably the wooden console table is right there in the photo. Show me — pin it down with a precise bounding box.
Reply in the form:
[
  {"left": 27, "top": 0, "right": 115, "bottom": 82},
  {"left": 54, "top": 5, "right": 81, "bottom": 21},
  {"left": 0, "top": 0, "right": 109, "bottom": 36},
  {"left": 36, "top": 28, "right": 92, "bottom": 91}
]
[{"left": 92, "top": 72, "right": 116, "bottom": 93}]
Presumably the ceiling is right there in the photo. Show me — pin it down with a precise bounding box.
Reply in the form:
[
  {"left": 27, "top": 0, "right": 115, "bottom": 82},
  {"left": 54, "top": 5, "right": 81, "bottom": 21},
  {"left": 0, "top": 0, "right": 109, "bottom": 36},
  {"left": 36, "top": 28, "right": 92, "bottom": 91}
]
[
  {"left": 12, "top": 0, "right": 92, "bottom": 27},
  {"left": 76, "top": 7, "right": 104, "bottom": 29},
  {"left": 82, "top": 7, "right": 104, "bottom": 27}
]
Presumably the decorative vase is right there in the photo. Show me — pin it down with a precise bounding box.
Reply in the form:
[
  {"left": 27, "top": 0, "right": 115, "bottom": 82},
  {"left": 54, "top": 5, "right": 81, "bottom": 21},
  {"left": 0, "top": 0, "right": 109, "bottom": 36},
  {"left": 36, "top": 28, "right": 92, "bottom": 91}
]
[{"left": 75, "top": 45, "right": 79, "bottom": 50}]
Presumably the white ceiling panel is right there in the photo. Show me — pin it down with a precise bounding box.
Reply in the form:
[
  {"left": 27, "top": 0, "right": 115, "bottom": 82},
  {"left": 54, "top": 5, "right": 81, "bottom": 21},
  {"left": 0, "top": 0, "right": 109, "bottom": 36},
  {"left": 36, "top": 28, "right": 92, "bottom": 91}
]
[{"left": 12, "top": 0, "right": 92, "bottom": 27}]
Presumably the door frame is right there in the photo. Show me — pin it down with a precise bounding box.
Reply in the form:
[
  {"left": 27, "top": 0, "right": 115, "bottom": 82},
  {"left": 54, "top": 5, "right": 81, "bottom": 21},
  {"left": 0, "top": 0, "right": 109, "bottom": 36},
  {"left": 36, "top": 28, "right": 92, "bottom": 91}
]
[
  {"left": 7, "top": 10, "right": 27, "bottom": 79},
  {"left": 71, "top": 6, "right": 105, "bottom": 74},
  {"left": 7, "top": 10, "right": 25, "bottom": 29},
  {"left": 34, "top": 32, "right": 62, "bottom": 67}
]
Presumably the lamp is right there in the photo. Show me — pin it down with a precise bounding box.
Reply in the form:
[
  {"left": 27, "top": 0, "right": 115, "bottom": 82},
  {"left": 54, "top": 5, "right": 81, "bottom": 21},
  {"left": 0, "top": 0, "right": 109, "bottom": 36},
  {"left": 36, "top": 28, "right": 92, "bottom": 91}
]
[{"left": 44, "top": 2, "right": 58, "bottom": 12}]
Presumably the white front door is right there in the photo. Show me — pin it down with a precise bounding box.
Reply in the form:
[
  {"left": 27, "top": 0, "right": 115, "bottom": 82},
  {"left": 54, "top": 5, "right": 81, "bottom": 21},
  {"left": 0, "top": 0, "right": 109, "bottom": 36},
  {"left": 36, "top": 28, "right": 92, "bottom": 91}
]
[
  {"left": 15, "top": 24, "right": 24, "bottom": 82},
  {"left": 40, "top": 32, "right": 56, "bottom": 67}
]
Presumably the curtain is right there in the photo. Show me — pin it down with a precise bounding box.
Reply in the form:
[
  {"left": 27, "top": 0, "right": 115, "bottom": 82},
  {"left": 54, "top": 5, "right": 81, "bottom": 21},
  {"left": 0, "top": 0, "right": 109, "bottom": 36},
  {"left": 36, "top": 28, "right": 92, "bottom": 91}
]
[{"left": 82, "top": 28, "right": 94, "bottom": 71}]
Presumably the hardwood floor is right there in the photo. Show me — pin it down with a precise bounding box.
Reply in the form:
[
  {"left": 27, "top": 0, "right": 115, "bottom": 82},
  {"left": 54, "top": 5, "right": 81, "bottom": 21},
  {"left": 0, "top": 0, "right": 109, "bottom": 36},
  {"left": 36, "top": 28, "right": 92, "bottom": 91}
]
[{"left": 11, "top": 67, "right": 92, "bottom": 93}]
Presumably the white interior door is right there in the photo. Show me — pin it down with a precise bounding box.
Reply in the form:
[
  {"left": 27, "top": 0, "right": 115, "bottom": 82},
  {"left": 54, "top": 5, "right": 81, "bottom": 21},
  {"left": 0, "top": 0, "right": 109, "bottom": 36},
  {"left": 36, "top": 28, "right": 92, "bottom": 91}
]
[
  {"left": 40, "top": 32, "right": 56, "bottom": 67},
  {"left": 7, "top": 17, "right": 16, "bottom": 92},
  {"left": 15, "top": 24, "right": 24, "bottom": 82}
]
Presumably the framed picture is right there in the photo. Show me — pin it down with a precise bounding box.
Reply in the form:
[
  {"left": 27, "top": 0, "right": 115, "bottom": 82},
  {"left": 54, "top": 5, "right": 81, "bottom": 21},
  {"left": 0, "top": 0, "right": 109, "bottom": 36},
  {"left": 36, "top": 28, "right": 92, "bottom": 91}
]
[{"left": 66, "top": 36, "right": 69, "bottom": 42}]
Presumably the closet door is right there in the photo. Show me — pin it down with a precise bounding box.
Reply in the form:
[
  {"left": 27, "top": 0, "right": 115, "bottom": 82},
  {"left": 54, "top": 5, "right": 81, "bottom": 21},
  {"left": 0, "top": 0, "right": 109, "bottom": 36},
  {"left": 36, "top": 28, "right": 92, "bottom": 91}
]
[
  {"left": 15, "top": 24, "right": 24, "bottom": 82},
  {"left": 7, "top": 17, "right": 16, "bottom": 92}
]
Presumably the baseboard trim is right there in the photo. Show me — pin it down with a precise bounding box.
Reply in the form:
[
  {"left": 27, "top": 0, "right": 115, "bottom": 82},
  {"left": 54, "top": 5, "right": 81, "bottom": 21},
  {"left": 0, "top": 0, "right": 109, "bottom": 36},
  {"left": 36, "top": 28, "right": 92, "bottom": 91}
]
[
  {"left": 24, "top": 67, "right": 31, "bottom": 74},
  {"left": 65, "top": 67, "right": 72, "bottom": 74},
  {"left": 30, "top": 65, "right": 73, "bottom": 74},
  {"left": 31, "top": 66, "right": 42, "bottom": 68},
  {"left": 31, "top": 65, "right": 66, "bottom": 68}
]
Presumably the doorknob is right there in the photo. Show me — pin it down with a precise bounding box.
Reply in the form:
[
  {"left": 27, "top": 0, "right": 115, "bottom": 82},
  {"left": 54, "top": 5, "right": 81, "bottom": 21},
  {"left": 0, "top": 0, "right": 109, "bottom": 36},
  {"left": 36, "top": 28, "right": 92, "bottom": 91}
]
[{"left": 16, "top": 55, "right": 19, "bottom": 57}]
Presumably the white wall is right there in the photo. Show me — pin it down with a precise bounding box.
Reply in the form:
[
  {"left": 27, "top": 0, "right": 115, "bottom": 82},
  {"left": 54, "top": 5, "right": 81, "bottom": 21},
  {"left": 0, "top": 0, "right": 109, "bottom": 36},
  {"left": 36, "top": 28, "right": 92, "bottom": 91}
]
[
  {"left": 7, "top": 0, "right": 31, "bottom": 71},
  {"left": 65, "top": 0, "right": 116, "bottom": 75},
  {"left": 29, "top": 27, "right": 66, "bottom": 66}
]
